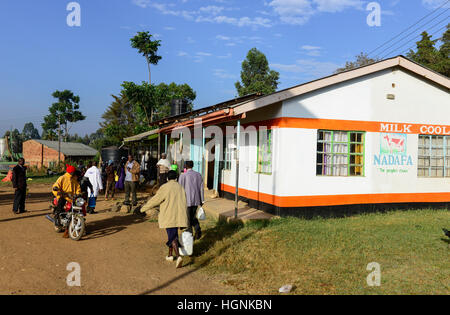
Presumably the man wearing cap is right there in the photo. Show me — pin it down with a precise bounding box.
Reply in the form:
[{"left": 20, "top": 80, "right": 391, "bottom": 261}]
[
  {"left": 52, "top": 165, "right": 82, "bottom": 232},
  {"left": 156, "top": 153, "right": 171, "bottom": 186}
]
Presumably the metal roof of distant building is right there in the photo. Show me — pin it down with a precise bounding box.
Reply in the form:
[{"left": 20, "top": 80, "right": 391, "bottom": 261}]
[{"left": 32, "top": 140, "right": 98, "bottom": 156}]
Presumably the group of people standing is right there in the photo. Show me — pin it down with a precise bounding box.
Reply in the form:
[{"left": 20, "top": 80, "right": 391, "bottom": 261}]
[
  {"left": 11, "top": 153, "right": 205, "bottom": 269},
  {"left": 104, "top": 155, "right": 141, "bottom": 206}
]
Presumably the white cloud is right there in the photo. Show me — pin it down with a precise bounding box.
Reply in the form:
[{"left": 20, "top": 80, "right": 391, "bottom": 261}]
[
  {"left": 268, "top": 0, "right": 365, "bottom": 25},
  {"left": 132, "top": 1, "right": 272, "bottom": 28},
  {"left": 132, "top": 0, "right": 151, "bottom": 8},
  {"left": 422, "top": 0, "right": 450, "bottom": 8},
  {"left": 196, "top": 15, "right": 272, "bottom": 28},
  {"left": 213, "top": 69, "right": 237, "bottom": 79},
  {"left": 268, "top": 0, "right": 315, "bottom": 25},
  {"left": 301, "top": 45, "right": 322, "bottom": 56},
  {"left": 271, "top": 59, "right": 340, "bottom": 79},
  {"left": 199, "top": 5, "right": 225, "bottom": 15},
  {"left": 313, "top": 0, "right": 364, "bottom": 13},
  {"left": 215, "top": 35, "right": 264, "bottom": 46}
]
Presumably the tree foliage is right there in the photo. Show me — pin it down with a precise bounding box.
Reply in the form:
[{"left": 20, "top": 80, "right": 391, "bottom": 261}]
[
  {"left": 335, "top": 52, "right": 379, "bottom": 73},
  {"left": 407, "top": 25, "right": 449, "bottom": 77},
  {"left": 42, "top": 90, "right": 86, "bottom": 142},
  {"left": 22, "top": 122, "right": 40, "bottom": 140},
  {"left": 99, "top": 93, "right": 136, "bottom": 145},
  {"left": 235, "top": 48, "right": 280, "bottom": 97},
  {"left": 121, "top": 81, "right": 196, "bottom": 127},
  {"left": 10, "top": 129, "right": 22, "bottom": 154},
  {"left": 130, "top": 31, "right": 162, "bottom": 84}
]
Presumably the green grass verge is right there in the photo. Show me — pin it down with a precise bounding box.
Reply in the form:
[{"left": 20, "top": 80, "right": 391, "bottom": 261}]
[
  {"left": 0, "top": 175, "right": 60, "bottom": 187},
  {"left": 189, "top": 209, "right": 450, "bottom": 295}
]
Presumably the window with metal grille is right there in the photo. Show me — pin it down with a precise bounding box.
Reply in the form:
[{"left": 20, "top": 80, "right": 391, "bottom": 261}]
[
  {"left": 316, "top": 130, "right": 365, "bottom": 176},
  {"left": 257, "top": 129, "right": 272, "bottom": 174},
  {"left": 418, "top": 135, "right": 450, "bottom": 177},
  {"left": 224, "top": 133, "right": 236, "bottom": 170}
]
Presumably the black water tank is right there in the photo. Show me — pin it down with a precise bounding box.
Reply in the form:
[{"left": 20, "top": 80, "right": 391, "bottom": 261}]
[
  {"left": 171, "top": 99, "right": 188, "bottom": 116},
  {"left": 101, "top": 146, "right": 128, "bottom": 163}
]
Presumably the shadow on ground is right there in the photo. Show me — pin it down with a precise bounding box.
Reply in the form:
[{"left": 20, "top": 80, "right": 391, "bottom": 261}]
[
  {"left": 0, "top": 192, "right": 53, "bottom": 206},
  {"left": 83, "top": 213, "right": 147, "bottom": 240},
  {"left": 137, "top": 218, "right": 271, "bottom": 295}
]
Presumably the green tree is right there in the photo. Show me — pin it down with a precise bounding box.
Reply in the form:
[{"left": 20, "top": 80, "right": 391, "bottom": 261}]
[
  {"left": 88, "top": 129, "right": 107, "bottom": 151},
  {"left": 235, "top": 48, "right": 280, "bottom": 97},
  {"left": 100, "top": 93, "right": 136, "bottom": 145},
  {"left": 437, "top": 24, "right": 450, "bottom": 77},
  {"left": 121, "top": 81, "right": 155, "bottom": 125},
  {"left": 153, "top": 82, "right": 196, "bottom": 120},
  {"left": 42, "top": 90, "right": 86, "bottom": 142},
  {"left": 41, "top": 129, "right": 57, "bottom": 141},
  {"left": 407, "top": 31, "right": 441, "bottom": 71},
  {"left": 130, "top": 31, "right": 162, "bottom": 85},
  {"left": 121, "top": 81, "right": 196, "bottom": 127},
  {"left": 10, "top": 129, "right": 22, "bottom": 154},
  {"left": 22, "top": 122, "right": 40, "bottom": 140},
  {"left": 335, "top": 52, "right": 379, "bottom": 73}
]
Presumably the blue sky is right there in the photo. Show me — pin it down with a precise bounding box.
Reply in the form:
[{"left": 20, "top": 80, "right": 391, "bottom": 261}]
[{"left": 0, "top": 0, "right": 448, "bottom": 137}]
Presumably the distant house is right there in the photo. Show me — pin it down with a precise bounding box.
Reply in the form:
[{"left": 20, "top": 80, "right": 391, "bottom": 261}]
[{"left": 23, "top": 140, "right": 98, "bottom": 168}]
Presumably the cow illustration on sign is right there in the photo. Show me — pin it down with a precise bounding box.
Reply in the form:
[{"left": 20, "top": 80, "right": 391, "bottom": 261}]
[{"left": 381, "top": 133, "right": 407, "bottom": 155}]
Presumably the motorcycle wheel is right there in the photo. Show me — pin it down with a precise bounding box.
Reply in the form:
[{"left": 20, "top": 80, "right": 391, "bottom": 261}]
[{"left": 69, "top": 215, "right": 85, "bottom": 241}]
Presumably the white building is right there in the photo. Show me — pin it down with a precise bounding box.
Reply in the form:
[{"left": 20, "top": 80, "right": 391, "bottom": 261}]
[{"left": 129, "top": 56, "right": 450, "bottom": 216}]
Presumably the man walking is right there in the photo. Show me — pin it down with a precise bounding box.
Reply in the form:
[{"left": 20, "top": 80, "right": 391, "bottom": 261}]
[
  {"left": 12, "top": 158, "right": 27, "bottom": 214},
  {"left": 156, "top": 153, "right": 171, "bottom": 186},
  {"left": 124, "top": 155, "right": 140, "bottom": 206},
  {"left": 85, "top": 161, "right": 103, "bottom": 214},
  {"left": 178, "top": 160, "right": 204, "bottom": 240},
  {"left": 140, "top": 170, "right": 188, "bottom": 268}
]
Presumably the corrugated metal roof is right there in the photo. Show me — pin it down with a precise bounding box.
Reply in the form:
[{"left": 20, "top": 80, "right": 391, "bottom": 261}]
[
  {"left": 124, "top": 129, "right": 160, "bottom": 142},
  {"left": 32, "top": 140, "right": 98, "bottom": 157}
]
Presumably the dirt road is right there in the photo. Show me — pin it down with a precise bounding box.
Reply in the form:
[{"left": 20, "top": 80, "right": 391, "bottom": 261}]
[{"left": 0, "top": 184, "right": 232, "bottom": 295}]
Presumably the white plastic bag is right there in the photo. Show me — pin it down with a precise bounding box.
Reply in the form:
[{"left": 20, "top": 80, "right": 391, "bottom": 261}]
[
  {"left": 179, "top": 231, "right": 193, "bottom": 256},
  {"left": 196, "top": 206, "right": 206, "bottom": 220}
]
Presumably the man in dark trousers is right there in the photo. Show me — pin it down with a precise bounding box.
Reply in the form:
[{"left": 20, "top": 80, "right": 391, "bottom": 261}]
[
  {"left": 12, "top": 158, "right": 27, "bottom": 214},
  {"left": 178, "top": 160, "right": 204, "bottom": 240}
]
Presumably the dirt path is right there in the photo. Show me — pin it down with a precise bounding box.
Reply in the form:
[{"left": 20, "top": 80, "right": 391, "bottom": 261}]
[{"left": 0, "top": 184, "right": 233, "bottom": 295}]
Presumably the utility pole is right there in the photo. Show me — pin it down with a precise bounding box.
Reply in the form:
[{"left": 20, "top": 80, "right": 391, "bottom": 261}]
[{"left": 234, "top": 120, "right": 241, "bottom": 219}]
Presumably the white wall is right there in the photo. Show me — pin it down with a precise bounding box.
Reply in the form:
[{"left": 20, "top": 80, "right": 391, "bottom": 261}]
[{"left": 220, "top": 68, "right": 450, "bottom": 204}]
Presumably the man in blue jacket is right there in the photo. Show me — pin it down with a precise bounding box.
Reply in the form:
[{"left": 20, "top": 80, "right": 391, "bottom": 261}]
[{"left": 178, "top": 160, "right": 204, "bottom": 240}]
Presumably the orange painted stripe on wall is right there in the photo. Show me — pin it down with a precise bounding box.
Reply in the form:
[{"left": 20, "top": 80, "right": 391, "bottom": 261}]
[
  {"left": 244, "top": 117, "right": 450, "bottom": 136},
  {"left": 220, "top": 184, "right": 450, "bottom": 207}
]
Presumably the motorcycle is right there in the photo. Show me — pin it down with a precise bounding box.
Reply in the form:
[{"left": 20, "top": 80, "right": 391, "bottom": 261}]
[{"left": 46, "top": 187, "right": 87, "bottom": 241}]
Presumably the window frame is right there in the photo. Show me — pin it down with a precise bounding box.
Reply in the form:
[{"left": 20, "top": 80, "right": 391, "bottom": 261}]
[
  {"left": 223, "top": 133, "right": 236, "bottom": 171},
  {"left": 316, "top": 130, "right": 366, "bottom": 177},
  {"left": 417, "top": 134, "right": 450, "bottom": 178},
  {"left": 256, "top": 128, "right": 273, "bottom": 175}
]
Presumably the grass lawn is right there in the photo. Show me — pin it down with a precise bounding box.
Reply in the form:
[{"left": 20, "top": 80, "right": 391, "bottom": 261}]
[
  {"left": 0, "top": 175, "right": 60, "bottom": 187},
  {"left": 189, "top": 209, "right": 450, "bottom": 295}
]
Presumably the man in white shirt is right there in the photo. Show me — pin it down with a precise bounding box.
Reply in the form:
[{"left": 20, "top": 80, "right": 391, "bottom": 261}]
[
  {"left": 156, "top": 153, "right": 171, "bottom": 186},
  {"left": 84, "top": 161, "right": 103, "bottom": 214}
]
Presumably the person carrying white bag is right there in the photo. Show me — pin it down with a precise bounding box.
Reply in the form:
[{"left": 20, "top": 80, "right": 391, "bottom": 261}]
[{"left": 139, "top": 170, "right": 189, "bottom": 268}]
